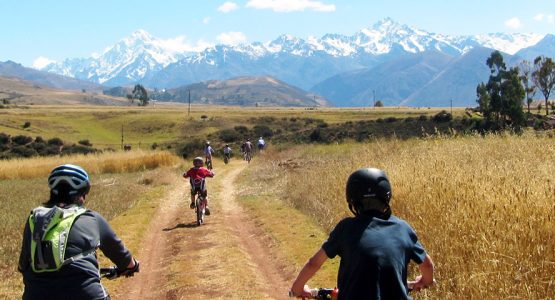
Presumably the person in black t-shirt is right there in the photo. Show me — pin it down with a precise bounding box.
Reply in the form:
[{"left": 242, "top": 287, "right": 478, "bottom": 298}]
[{"left": 290, "top": 168, "right": 434, "bottom": 299}]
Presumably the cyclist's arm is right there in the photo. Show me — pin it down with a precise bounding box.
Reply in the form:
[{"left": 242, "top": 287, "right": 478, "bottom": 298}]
[
  {"left": 95, "top": 212, "right": 134, "bottom": 270},
  {"left": 18, "top": 221, "right": 31, "bottom": 272},
  {"left": 290, "top": 248, "right": 328, "bottom": 297},
  {"left": 408, "top": 254, "right": 434, "bottom": 292}
]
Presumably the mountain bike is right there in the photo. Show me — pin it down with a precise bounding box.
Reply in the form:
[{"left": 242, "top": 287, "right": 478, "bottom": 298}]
[
  {"left": 193, "top": 189, "right": 207, "bottom": 226},
  {"left": 244, "top": 151, "right": 252, "bottom": 163},
  {"left": 205, "top": 158, "right": 213, "bottom": 170},
  {"left": 289, "top": 288, "right": 338, "bottom": 300},
  {"left": 224, "top": 152, "right": 231, "bottom": 164}
]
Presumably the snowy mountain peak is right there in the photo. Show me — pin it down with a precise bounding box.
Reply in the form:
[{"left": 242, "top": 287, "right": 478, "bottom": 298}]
[{"left": 41, "top": 19, "right": 548, "bottom": 87}]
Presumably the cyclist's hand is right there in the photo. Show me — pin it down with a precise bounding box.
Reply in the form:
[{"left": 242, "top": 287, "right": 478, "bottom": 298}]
[
  {"left": 118, "top": 258, "right": 140, "bottom": 277},
  {"left": 290, "top": 284, "right": 313, "bottom": 299},
  {"left": 408, "top": 275, "right": 435, "bottom": 292},
  {"left": 102, "top": 266, "right": 119, "bottom": 280}
]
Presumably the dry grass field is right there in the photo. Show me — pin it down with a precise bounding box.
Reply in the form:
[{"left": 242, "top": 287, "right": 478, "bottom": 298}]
[
  {"left": 245, "top": 132, "right": 555, "bottom": 299},
  {"left": 0, "top": 151, "right": 181, "bottom": 298}
]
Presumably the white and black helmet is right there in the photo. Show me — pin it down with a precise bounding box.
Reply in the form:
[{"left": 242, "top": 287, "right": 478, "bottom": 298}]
[{"left": 48, "top": 164, "right": 91, "bottom": 196}]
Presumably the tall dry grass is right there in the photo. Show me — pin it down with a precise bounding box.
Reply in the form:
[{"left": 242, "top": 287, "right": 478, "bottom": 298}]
[
  {"left": 0, "top": 151, "right": 180, "bottom": 298},
  {"left": 259, "top": 133, "right": 555, "bottom": 299},
  {"left": 0, "top": 150, "right": 179, "bottom": 180}
]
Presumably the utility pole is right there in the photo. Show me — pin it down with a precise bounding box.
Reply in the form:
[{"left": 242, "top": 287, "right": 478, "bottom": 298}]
[
  {"left": 373, "top": 90, "right": 376, "bottom": 108},
  {"left": 450, "top": 98, "right": 453, "bottom": 115},
  {"left": 121, "top": 124, "right": 123, "bottom": 150},
  {"left": 188, "top": 89, "right": 191, "bottom": 116}
]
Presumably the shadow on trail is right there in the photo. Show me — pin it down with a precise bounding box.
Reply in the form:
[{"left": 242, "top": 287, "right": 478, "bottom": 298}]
[{"left": 163, "top": 222, "right": 203, "bottom": 231}]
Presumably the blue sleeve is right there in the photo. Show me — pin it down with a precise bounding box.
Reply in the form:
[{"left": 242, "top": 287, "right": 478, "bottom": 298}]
[
  {"left": 408, "top": 226, "right": 427, "bottom": 264},
  {"left": 322, "top": 220, "right": 346, "bottom": 259}
]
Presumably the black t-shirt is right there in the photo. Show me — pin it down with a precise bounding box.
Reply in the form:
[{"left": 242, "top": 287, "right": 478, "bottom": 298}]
[
  {"left": 322, "top": 214, "right": 427, "bottom": 300},
  {"left": 19, "top": 208, "right": 133, "bottom": 300}
]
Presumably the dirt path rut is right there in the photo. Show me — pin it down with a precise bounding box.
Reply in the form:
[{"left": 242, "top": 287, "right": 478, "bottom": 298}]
[{"left": 116, "top": 162, "right": 292, "bottom": 299}]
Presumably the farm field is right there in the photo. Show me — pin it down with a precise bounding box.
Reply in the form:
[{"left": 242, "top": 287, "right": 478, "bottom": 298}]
[
  {"left": 1, "top": 105, "right": 554, "bottom": 299},
  {"left": 0, "top": 104, "right": 466, "bottom": 149}
]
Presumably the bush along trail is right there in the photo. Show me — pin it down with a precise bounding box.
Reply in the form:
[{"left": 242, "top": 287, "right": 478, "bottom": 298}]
[{"left": 109, "top": 159, "right": 315, "bottom": 299}]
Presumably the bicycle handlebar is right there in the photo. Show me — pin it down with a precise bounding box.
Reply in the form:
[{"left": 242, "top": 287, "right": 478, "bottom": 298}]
[
  {"left": 99, "top": 266, "right": 119, "bottom": 280},
  {"left": 289, "top": 288, "right": 338, "bottom": 300}
]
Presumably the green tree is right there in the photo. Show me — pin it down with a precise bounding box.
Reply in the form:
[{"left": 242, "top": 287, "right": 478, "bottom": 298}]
[
  {"left": 374, "top": 100, "right": 384, "bottom": 107},
  {"left": 518, "top": 60, "right": 536, "bottom": 114},
  {"left": 532, "top": 56, "right": 555, "bottom": 115},
  {"left": 477, "top": 51, "right": 525, "bottom": 129},
  {"left": 132, "top": 84, "right": 149, "bottom": 106}
]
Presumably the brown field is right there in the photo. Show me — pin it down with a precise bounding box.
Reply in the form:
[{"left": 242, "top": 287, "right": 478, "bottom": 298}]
[{"left": 244, "top": 133, "right": 555, "bottom": 299}]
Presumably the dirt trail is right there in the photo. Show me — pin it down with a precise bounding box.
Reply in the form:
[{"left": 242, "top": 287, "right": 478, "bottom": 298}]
[{"left": 115, "top": 162, "right": 292, "bottom": 299}]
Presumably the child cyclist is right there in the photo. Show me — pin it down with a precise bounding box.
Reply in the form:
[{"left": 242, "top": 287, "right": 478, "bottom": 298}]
[
  {"left": 290, "top": 168, "right": 434, "bottom": 299},
  {"left": 183, "top": 157, "right": 215, "bottom": 215}
]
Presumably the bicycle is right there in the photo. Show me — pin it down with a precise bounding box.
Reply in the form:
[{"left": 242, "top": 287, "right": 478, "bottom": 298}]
[
  {"left": 244, "top": 151, "right": 252, "bottom": 163},
  {"left": 224, "top": 153, "right": 231, "bottom": 164},
  {"left": 205, "top": 158, "right": 213, "bottom": 170},
  {"left": 193, "top": 189, "right": 207, "bottom": 226}
]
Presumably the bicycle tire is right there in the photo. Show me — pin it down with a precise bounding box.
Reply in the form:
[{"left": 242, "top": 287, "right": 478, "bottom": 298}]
[{"left": 195, "top": 196, "right": 204, "bottom": 226}]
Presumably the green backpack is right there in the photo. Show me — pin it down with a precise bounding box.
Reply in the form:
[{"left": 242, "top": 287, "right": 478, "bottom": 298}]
[{"left": 28, "top": 205, "right": 91, "bottom": 272}]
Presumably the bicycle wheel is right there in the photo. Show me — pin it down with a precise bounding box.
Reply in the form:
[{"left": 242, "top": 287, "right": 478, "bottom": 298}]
[{"left": 195, "top": 196, "right": 204, "bottom": 225}]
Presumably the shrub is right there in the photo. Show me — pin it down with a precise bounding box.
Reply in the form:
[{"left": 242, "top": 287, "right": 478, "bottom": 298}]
[
  {"left": 23, "top": 121, "right": 31, "bottom": 128},
  {"left": 309, "top": 128, "right": 322, "bottom": 142},
  {"left": 433, "top": 110, "right": 453, "bottom": 123},
  {"left": 177, "top": 138, "right": 204, "bottom": 158},
  {"left": 10, "top": 145, "right": 38, "bottom": 157},
  {"left": 317, "top": 122, "right": 329, "bottom": 128},
  {"left": 385, "top": 117, "right": 398, "bottom": 123},
  {"left": 151, "top": 143, "right": 158, "bottom": 150},
  {"left": 234, "top": 126, "right": 248, "bottom": 134},
  {"left": 61, "top": 144, "right": 98, "bottom": 155},
  {"left": 12, "top": 135, "right": 33, "bottom": 146},
  {"left": 418, "top": 115, "right": 428, "bottom": 121},
  {"left": 219, "top": 129, "right": 241, "bottom": 143},
  {"left": 78, "top": 139, "right": 92, "bottom": 147},
  {"left": 34, "top": 136, "right": 45, "bottom": 143},
  {"left": 253, "top": 125, "right": 273, "bottom": 138},
  {"left": 47, "top": 137, "right": 64, "bottom": 146},
  {"left": 0, "top": 133, "right": 9, "bottom": 145}
]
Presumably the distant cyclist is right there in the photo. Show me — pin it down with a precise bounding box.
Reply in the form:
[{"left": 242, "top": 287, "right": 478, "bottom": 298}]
[
  {"left": 183, "top": 157, "right": 215, "bottom": 215},
  {"left": 223, "top": 144, "right": 232, "bottom": 163},
  {"left": 18, "top": 164, "right": 139, "bottom": 300},
  {"left": 204, "top": 141, "right": 214, "bottom": 169},
  {"left": 241, "top": 139, "right": 253, "bottom": 160},
  {"left": 290, "top": 168, "right": 434, "bottom": 299},
  {"left": 257, "top": 136, "right": 266, "bottom": 151}
]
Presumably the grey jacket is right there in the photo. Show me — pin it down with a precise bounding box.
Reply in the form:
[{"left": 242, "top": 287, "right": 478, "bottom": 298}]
[{"left": 19, "top": 207, "right": 133, "bottom": 300}]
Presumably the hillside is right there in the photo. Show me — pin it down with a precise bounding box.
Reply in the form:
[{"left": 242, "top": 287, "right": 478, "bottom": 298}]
[
  {"left": 0, "top": 60, "right": 103, "bottom": 92},
  {"left": 0, "top": 76, "right": 129, "bottom": 105},
  {"left": 154, "top": 76, "right": 329, "bottom": 107}
]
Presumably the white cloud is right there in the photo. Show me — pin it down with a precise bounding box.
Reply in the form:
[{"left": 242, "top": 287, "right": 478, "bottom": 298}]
[
  {"left": 504, "top": 17, "right": 522, "bottom": 29},
  {"left": 153, "top": 36, "right": 212, "bottom": 53},
  {"left": 203, "top": 17, "right": 211, "bottom": 24},
  {"left": 246, "top": 0, "right": 336, "bottom": 12},
  {"left": 533, "top": 13, "right": 554, "bottom": 23},
  {"left": 217, "top": 31, "right": 247, "bottom": 45},
  {"left": 32, "top": 56, "right": 55, "bottom": 69},
  {"left": 218, "top": 1, "right": 239, "bottom": 13}
]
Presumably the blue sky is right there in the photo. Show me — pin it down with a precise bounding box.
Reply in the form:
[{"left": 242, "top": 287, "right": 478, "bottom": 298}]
[{"left": 1, "top": 0, "right": 554, "bottom": 68}]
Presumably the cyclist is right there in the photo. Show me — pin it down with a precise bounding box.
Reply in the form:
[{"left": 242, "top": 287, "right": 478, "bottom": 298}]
[
  {"left": 18, "top": 164, "right": 139, "bottom": 300},
  {"left": 257, "top": 136, "right": 266, "bottom": 151},
  {"left": 241, "top": 139, "right": 253, "bottom": 161},
  {"left": 290, "top": 168, "right": 434, "bottom": 299},
  {"left": 183, "top": 157, "right": 215, "bottom": 215},
  {"left": 223, "top": 144, "right": 232, "bottom": 163},
  {"left": 204, "top": 141, "right": 214, "bottom": 169}
]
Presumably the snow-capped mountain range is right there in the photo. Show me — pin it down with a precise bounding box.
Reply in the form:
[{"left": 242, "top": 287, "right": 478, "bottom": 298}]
[{"left": 38, "top": 18, "right": 553, "bottom": 106}]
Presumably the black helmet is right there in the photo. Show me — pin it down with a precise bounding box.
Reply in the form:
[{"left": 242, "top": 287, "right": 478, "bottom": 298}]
[{"left": 346, "top": 168, "right": 392, "bottom": 216}]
